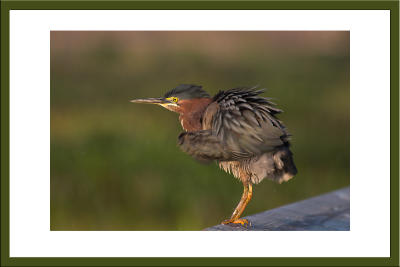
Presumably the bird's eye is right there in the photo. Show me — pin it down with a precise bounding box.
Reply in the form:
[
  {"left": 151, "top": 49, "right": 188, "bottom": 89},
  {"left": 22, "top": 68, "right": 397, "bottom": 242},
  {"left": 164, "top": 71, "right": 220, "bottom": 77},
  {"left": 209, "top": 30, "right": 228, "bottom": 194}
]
[{"left": 172, "top": 97, "right": 178, "bottom": 102}]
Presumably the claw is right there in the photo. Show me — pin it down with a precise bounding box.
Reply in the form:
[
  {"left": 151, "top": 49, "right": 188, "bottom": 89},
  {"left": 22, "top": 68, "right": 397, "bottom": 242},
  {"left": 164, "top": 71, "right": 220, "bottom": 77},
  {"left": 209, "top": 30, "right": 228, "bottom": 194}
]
[{"left": 221, "top": 218, "right": 250, "bottom": 227}]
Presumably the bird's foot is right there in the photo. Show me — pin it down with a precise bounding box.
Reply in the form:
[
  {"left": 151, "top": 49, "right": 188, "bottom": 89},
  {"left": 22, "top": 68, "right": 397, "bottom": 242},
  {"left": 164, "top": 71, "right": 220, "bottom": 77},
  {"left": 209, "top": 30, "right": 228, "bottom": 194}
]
[{"left": 221, "top": 218, "right": 250, "bottom": 227}]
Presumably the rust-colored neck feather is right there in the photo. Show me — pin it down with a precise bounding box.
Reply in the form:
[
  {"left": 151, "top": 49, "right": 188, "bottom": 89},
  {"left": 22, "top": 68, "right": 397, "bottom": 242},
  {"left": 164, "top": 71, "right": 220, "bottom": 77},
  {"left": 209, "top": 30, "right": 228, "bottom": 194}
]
[{"left": 178, "top": 98, "right": 212, "bottom": 131}]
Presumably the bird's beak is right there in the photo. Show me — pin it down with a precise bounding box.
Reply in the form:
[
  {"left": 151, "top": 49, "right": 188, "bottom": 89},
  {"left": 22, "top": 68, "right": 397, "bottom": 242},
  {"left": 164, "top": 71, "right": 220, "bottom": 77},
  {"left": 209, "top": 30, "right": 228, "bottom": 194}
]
[
  {"left": 130, "top": 97, "right": 170, "bottom": 105},
  {"left": 130, "top": 97, "right": 179, "bottom": 109}
]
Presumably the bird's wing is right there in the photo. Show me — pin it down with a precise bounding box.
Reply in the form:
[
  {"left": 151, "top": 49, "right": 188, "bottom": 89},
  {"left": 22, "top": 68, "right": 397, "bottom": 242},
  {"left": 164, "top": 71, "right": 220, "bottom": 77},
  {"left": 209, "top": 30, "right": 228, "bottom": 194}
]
[
  {"left": 178, "top": 130, "right": 234, "bottom": 163},
  {"left": 208, "top": 87, "right": 290, "bottom": 158}
]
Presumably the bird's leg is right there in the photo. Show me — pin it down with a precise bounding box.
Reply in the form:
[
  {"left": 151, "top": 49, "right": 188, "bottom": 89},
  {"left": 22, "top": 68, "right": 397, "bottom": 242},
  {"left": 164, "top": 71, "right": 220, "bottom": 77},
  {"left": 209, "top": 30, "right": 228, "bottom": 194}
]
[{"left": 222, "top": 182, "right": 253, "bottom": 226}]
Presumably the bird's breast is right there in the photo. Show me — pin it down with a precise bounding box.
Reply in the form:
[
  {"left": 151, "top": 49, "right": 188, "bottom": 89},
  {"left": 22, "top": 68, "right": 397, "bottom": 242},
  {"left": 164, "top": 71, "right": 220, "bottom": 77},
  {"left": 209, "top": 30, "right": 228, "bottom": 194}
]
[
  {"left": 179, "top": 114, "right": 202, "bottom": 132},
  {"left": 179, "top": 117, "right": 188, "bottom": 131}
]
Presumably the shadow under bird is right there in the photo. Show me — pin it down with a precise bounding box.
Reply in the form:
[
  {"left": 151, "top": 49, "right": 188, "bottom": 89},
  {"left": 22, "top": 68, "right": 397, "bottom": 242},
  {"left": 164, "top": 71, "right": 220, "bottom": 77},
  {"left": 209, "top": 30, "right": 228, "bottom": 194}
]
[{"left": 131, "top": 84, "right": 297, "bottom": 226}]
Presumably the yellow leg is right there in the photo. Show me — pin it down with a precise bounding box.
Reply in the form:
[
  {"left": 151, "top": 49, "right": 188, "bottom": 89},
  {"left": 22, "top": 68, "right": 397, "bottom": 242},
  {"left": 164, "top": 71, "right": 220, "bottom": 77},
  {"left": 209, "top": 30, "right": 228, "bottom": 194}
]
[{"left": 222, "top": 182, "right": 253, "bottom": 226}]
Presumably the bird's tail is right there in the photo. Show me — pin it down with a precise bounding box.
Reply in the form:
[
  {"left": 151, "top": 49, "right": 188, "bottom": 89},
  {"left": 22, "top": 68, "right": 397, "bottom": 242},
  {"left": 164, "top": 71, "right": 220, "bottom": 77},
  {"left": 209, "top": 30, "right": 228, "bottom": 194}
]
[
  {"left": 270, "top": 145, "right": 297, "bottom": 184},
  {"left": 249, "top": 145, "right": 297, "bottom": 184}
]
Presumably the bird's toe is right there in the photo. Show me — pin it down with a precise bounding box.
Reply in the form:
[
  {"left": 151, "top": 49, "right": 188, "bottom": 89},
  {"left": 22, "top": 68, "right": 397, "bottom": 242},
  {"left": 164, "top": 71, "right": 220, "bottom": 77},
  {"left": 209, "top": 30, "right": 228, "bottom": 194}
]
[{"left": 221, "top": 218, "right": 250, "bottom": 227}]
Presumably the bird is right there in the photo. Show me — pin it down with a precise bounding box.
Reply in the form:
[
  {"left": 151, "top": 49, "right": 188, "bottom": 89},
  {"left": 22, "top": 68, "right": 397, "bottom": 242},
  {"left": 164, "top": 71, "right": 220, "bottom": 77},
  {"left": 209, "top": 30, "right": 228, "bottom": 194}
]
[{"left": 131, "top": 84, "right": 297, "bottom": 226}]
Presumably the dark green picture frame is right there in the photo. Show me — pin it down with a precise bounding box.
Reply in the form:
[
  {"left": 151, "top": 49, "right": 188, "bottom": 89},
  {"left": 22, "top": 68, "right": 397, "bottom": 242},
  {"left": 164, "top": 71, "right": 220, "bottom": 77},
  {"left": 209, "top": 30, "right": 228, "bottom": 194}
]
[{"left": 1, "top": 1, "right": 398, "bottom": 266}]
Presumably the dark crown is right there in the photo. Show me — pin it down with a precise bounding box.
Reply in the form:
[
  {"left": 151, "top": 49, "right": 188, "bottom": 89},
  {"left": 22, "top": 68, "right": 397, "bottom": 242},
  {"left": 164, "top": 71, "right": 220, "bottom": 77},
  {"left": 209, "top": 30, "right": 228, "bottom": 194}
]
[{"left": 164, "top": 84, "right": 210, "bottom": 100}]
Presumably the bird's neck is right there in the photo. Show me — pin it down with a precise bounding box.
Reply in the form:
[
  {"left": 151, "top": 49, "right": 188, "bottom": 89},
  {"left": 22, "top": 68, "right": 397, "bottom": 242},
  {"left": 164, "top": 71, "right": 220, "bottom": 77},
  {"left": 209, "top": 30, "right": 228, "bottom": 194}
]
[{"left": 178, "top": 98, "right": 212, "bottom": 132}]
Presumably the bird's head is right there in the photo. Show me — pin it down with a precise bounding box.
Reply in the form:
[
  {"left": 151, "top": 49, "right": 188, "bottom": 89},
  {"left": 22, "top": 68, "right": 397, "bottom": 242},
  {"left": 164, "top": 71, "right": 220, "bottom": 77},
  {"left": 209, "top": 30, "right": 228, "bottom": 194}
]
[{"left": 131, "top": 84, "right": 210, "bottom": 113}]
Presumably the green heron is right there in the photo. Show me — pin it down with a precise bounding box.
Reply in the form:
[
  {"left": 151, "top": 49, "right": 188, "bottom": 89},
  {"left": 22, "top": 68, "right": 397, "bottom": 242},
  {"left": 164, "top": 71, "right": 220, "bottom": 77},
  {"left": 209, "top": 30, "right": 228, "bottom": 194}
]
[{"left": 131, "top": 84, "right": 297, "bottom": 226}]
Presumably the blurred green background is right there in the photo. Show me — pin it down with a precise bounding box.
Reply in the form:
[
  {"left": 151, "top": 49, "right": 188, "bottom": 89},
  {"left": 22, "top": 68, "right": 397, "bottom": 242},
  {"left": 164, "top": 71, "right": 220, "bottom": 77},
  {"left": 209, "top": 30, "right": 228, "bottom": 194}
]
[{"left": 50, "top": 31, "right": 349, "bottom": 230}]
